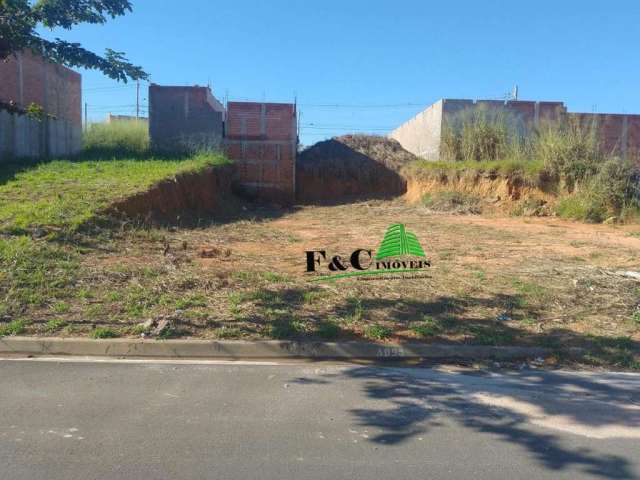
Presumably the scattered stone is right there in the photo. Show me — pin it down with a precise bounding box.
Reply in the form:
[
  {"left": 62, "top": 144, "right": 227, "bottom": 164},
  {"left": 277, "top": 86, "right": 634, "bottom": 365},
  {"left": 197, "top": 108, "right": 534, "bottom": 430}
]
[{"left": 617, "top": 271, "right": 640, "bottom": 281}]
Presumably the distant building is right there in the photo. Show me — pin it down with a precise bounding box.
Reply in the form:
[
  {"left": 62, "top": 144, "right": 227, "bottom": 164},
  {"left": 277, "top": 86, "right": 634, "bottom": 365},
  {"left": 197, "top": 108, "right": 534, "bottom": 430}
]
[
  {"left": 390, "top": 98, "right": 640, "bottom": 162},
  {"left": 107, "top": 113, "right": 148, "bottom": 123}
]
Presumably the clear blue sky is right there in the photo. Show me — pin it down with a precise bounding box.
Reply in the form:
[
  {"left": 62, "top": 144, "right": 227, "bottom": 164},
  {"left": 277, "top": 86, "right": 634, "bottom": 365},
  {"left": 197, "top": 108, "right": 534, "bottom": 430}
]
[{"left": 48, "top": 0, "right": 640, "bottom": 146}]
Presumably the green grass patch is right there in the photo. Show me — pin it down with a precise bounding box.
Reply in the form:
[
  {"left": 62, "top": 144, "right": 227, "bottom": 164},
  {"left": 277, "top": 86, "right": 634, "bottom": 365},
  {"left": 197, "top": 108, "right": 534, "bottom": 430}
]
[
  {"left": 175, "top": 294, "right": 208, "bottom": 310},
  {"left": 364, "top": 324, "right": 392, "bottom": 340},
  {"left": 0, "top": 236, "right": 79, "bottom": 311},
  {"left": 582, "top": 336, "right": 640, "bottom": 370},
  {"left": 259, "top": 272, "right": 290, "bottom": 283},
  {"left": 411, "top": 315, "right": 442, "bottom": 337},
  {"left": 0, "top": 319, "right": 27, "bottom": 336},
  {"left": 45, "top": 319, "right": 67, "bottom": 333},
  {"left": 83, "top": 120, "right": 150, "bottom": 156},
  {"left": 90, "top": 327, "right": 119, "bottom": 339},
  {"left": 268, "top": 318, "right": 306, "bottom": 339},
  {"left": 315, "top": 320, "right": 341, "bottom": 339},
  {"left": 0, "top": 152, "right": 229, "bottom": 235},
  {"left": 556, "top": 193, "right": 608, "bottom": 223},
  {"left": 468, "top": 326, "right": 514, "bottom": 346}
]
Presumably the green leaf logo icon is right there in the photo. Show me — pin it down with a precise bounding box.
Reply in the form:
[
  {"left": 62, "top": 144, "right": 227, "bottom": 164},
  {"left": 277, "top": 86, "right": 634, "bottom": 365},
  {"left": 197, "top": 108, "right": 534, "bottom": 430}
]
[{"left": 376, "top": 224, "right": 426, "bottom": 260}]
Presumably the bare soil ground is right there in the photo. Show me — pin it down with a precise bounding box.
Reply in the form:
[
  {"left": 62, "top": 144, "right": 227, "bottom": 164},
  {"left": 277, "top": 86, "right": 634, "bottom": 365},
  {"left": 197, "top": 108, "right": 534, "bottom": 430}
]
[{"left": 17, "top": 200, "right": 640, "bottom": 367}]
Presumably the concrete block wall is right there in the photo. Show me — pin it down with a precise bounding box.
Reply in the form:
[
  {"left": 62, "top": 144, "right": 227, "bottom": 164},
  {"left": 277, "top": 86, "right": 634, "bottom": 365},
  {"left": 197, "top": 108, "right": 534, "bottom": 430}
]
[
  {"left": 389, "top": 100, "right": 443, "bottom": 160},
  {"left": 391, "top": 97, "right": 640, "bottom": 162},
  {"left": 224, "top": 102, "right": 297, "bottom": 203},
  {"left": 149, "top": 85, "right": 224, "bottom": 152},
  {"left": 0, "top": 110, "right": 81, "bottom": 162}
]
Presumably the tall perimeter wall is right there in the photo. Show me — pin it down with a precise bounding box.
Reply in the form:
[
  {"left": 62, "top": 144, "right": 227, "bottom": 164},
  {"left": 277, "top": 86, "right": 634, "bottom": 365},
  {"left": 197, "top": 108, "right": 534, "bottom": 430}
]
[
  {"left": 0, "top": 50, "right": 82, "bottom": 161},
  {"left": 391, "top": 98, "right": 640, "bottom": 162}
]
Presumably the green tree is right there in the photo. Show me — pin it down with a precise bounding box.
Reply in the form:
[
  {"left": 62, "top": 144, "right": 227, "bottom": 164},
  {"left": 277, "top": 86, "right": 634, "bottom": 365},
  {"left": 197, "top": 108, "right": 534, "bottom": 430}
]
[{"left": 0, "top": 0, "right": 147, "bottom": 82}]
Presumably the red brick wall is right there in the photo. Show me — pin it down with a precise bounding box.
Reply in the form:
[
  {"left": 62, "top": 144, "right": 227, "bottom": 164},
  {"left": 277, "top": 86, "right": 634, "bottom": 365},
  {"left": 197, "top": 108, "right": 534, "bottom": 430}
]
[
  {"left": 569, "top": 113, "right": 640, "bottom": 161},
  {"left": 0, "top": 50, "right": 81, "bottom": 126},
  {"left": 224, "top": 102, "right": 297, "bottom": 203}
]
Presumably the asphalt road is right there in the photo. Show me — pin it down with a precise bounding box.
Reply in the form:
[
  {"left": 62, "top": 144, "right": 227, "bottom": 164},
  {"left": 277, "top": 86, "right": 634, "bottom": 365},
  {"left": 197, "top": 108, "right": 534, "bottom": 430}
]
[{"left": 1, "top": 358, "right": 639, "bottom": 480}]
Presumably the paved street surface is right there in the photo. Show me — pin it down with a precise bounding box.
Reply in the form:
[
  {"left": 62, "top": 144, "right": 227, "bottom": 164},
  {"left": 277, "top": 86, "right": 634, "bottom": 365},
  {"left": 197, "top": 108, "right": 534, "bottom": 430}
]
[{"left": 1, "top": 358, "right": 639, "bottom": 479}]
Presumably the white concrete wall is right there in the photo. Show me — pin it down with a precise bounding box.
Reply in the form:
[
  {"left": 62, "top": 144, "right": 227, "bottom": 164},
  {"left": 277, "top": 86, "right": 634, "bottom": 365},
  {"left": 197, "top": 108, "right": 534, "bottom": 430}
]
[
  {"left": 0, "top": 110, "right": 82, "bottom": 162},
  {"left": 389, "top": 100, "right": 443, "bottom": 160}
]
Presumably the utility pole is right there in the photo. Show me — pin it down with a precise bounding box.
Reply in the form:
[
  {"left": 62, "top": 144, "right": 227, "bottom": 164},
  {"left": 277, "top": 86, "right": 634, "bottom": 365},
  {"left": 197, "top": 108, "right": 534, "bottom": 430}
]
[
  {"left": 84, "top": 102, "right": 88, "bottom": 132},
  {"left": 136, "top": 81, "right": 140, "bottom": 120}
]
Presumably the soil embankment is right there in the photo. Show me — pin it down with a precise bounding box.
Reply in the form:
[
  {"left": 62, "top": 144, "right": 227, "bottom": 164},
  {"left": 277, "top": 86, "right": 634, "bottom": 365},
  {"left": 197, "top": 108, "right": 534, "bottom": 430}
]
[
  {"left": 107, "top": 164, "right": 235, "bottom": 221},
  {"left": 405, "top": 171, "right": 555, "bottom": 205}
]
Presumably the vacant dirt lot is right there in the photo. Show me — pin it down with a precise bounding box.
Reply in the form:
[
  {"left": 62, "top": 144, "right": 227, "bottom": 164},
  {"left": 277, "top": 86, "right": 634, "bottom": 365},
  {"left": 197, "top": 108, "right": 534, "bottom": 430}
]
[{"left": 13, "top": 199, "right": 640, "bottom": 367}]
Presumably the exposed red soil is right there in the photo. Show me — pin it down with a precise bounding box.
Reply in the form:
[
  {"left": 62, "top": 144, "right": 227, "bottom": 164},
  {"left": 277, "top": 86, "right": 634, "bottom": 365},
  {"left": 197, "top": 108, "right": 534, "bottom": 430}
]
[{"left": 107, "top": 165, "right": 234, "bottom": 221}]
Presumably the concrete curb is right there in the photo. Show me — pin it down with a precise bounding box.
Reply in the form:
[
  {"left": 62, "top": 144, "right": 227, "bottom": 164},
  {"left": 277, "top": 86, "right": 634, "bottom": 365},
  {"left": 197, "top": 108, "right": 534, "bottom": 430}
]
[{"left": 0, "top": 337, "right": 552, "bottom": 360}]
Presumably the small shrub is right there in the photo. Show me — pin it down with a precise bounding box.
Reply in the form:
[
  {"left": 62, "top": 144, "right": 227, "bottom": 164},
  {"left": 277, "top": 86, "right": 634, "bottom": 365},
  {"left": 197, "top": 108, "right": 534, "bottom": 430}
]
[
  {"left": 591, "top": 158, "right": 640, "bottom": 213},
  {"left": 364, "top": 324, "right": 392, "bottom": 340},
  {"left": 556, "top": 192, "right": 608, "bottom": 223},
  {"left": 536, "top": 119, "right": 601, "bottom": 190},
  {"left": 90, "top": 327, "right": 119, "bottom": 339}
]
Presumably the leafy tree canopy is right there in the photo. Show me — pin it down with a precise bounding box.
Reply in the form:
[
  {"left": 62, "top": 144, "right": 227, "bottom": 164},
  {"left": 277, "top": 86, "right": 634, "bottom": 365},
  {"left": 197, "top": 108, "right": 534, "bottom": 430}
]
[{"left": 0, "top": 0, "right": 147, "bottom": 82}]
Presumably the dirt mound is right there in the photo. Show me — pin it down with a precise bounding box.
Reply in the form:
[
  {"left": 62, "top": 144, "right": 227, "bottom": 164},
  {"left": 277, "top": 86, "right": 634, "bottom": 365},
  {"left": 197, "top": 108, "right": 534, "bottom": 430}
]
[
  {"left": 296, "top": 134, "right": 417, "bottom": 203},
  {"left": 107, "top": 165, "right": 235, "bottom": 222}
]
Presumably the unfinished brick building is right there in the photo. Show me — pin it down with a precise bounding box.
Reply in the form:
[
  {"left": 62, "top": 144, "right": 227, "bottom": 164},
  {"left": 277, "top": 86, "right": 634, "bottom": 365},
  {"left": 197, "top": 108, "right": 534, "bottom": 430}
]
[
  {"left": 391, "top": 98, "right": 640, "bottom": 162},
  {"left": 0, "top": 50, "right": 82, "bottom": 159},
  {"left": 149, "top": 85, "right": 297, "bottom": 203},
  {"left": 224, "top": 102, "right": 297, "bottom": 203},
  {"left": 149, "top": 85, "right": 225, "bottom": 152}
]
